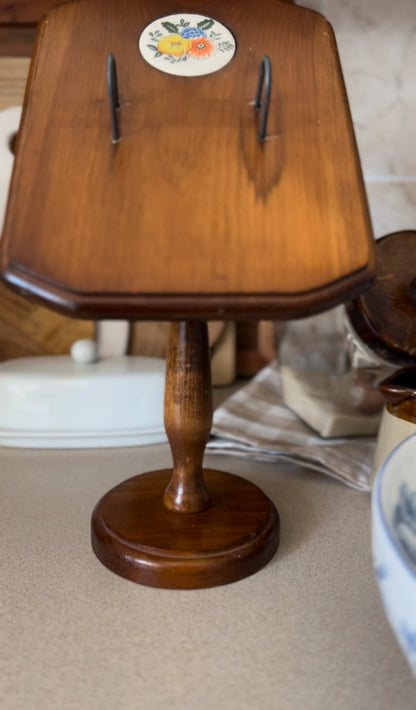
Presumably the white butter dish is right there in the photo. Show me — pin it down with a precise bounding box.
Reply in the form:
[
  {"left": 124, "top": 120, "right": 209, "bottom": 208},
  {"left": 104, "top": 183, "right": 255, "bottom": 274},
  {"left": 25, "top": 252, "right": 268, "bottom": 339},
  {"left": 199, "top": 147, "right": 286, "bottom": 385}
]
[{"left": 0, "top": 354, "right": 166, "bottom": 448}]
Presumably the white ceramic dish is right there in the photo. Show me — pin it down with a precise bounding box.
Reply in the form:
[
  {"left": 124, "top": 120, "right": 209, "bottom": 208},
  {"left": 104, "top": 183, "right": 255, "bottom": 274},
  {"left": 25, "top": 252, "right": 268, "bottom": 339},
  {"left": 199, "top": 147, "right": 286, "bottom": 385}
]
[
  {"left": 0, "top": 353, "right": 167, "bottom": 448},
  {"left": 372, "top": 433, "right": 416, "bottom": 676}
]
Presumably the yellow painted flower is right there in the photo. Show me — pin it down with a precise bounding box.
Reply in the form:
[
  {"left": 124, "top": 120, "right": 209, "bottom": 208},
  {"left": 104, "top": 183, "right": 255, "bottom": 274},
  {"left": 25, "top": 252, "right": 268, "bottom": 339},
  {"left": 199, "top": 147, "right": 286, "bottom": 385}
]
[{"left": 157, "top": 34, "right": 192, "bottom": 57}]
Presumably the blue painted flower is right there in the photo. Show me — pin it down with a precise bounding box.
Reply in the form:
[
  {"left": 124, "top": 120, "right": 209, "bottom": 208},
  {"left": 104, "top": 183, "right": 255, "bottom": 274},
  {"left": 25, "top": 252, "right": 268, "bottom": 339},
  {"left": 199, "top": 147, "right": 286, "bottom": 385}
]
[{"left": 180, "top": 27, "right": 206, "bottom": 39}]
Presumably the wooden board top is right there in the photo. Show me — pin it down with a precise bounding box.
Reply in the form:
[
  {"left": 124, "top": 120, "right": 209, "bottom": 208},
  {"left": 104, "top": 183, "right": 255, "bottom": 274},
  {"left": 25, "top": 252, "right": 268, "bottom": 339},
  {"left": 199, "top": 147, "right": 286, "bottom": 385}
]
[{"left": 1, "top": 0, "right": 375, "bottom": 319}]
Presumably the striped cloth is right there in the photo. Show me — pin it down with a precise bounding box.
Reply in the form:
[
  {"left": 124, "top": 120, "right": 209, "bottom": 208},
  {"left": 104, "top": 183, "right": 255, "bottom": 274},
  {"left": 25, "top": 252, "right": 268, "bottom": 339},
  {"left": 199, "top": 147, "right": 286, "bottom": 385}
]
[{"left": 207, "top": 362, "right": 376, "bottom": 491}]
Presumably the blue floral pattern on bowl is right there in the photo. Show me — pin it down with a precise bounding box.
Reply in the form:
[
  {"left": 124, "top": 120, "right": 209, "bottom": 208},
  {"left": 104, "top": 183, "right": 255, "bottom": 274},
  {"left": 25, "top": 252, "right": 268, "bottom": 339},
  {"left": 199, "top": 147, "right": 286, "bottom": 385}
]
[
  {"left": 394, "top": 483, "right": 416, "bottom": 567},
  {"left": 372, "top": 434, "right": 416, "bottom": 677}
]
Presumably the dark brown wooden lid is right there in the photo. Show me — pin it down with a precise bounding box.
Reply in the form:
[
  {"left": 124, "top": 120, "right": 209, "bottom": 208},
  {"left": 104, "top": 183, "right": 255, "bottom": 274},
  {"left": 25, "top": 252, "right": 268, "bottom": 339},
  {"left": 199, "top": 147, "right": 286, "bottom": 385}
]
[
  {"left": 1, "top": 0, "right": 375, "bottom": 320},
  {"left": 347, "top": 231, "right": 416, "bottom": 365}
]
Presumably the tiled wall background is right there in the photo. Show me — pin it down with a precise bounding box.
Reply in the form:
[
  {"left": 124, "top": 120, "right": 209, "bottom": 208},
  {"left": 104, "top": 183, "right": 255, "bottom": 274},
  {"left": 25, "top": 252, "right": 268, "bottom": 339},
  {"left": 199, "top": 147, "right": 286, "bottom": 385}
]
[{"left": 302, "top": 0, "right": 416, "bottom": 238}]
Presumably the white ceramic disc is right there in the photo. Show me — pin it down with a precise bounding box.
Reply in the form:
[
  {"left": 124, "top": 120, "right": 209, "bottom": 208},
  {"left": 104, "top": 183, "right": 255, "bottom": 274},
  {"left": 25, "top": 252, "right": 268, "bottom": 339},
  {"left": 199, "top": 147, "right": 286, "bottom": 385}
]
[{"left": 138, "top": 13, "right": 236, "bottom": 77}]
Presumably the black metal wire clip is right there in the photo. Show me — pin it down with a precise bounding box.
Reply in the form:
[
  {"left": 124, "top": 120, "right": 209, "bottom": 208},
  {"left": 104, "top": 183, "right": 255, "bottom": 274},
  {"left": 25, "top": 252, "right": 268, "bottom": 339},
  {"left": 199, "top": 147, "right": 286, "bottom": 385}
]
[
  {"left": 254, "top": 56, "right": 272, "bottom": 141},
  {"left": 107, "top": 53, "right": 120, "bottom": 142}
]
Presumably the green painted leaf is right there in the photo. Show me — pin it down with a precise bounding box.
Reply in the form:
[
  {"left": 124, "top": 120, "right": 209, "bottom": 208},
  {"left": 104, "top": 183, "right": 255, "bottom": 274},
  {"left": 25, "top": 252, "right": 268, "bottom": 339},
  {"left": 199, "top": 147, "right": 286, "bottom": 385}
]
[
  {"left": 197, "top": 19, "right": 214, "bottom": 30},
  {"left": 147, "top": 44, "right": 158, "bottom": 51},
  {"left": 161, "top": 21, "right": 179, "bottom": 33}
]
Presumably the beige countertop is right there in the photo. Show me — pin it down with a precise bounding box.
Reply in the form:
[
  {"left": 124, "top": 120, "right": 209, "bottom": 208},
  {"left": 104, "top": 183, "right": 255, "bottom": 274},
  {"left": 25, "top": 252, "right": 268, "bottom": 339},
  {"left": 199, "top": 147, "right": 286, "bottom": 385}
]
[{"left": 1, "top": 434, "right": 415, "bottom": 710}]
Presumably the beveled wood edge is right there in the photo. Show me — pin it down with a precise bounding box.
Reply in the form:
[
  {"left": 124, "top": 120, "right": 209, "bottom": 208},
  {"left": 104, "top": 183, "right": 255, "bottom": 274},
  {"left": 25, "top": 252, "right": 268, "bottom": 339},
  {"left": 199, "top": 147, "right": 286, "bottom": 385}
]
[
  {"left": 90, "top": 469, "right": 280, "bottom": 589},
  {"left": 1, "top": 257, "right": 376, "bottom": 321}
]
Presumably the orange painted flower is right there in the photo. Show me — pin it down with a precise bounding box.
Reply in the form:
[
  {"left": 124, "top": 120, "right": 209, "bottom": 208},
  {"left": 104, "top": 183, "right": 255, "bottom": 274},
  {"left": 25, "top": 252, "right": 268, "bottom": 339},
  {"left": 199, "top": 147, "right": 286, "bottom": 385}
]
[
  {"left": 157, "top": 34, "right": 192, "bottom": 57},
  {"left": 188, "top": 37, "right": 215, "bottom": 58}
]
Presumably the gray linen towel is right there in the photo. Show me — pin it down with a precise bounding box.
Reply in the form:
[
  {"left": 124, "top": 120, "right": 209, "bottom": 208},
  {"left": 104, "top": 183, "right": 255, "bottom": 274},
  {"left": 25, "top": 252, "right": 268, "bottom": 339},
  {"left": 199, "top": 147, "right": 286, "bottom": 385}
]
[{"left": 207, "top": 362, "right": 376, "bottom": 491}]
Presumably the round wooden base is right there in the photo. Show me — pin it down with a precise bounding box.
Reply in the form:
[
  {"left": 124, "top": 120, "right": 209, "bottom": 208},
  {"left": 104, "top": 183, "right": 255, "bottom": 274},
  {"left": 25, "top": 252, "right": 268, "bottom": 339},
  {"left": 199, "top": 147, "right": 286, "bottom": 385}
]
[{"left": 91, "top": 469, "right": 280, "bottom": 589}]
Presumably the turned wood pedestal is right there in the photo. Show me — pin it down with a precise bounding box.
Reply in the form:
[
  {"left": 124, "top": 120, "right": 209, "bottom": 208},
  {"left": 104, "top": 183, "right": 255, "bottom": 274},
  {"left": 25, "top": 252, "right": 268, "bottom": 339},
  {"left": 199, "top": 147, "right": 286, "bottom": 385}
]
[{"left": 92, "top": 322, "right": 279, "bottom": 588}]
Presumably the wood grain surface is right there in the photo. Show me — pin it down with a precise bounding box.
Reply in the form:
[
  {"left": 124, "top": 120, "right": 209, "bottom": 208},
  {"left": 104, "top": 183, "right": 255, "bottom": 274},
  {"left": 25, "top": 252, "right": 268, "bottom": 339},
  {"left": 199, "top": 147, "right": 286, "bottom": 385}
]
[
  {"left": 0, "top": 56, "right": 94, "bottom": 359},
  {"left": 1, "top": 0, "right": 375, "bottom": 321},
  {"left": 91, "top": 467, "right": 280, "bottom": 588},
  {"left": 163, "top": 322, "right": 212, "bottom": 513},
  {"left": 92, "top": 317, "right": 280, "bottom": 588}
]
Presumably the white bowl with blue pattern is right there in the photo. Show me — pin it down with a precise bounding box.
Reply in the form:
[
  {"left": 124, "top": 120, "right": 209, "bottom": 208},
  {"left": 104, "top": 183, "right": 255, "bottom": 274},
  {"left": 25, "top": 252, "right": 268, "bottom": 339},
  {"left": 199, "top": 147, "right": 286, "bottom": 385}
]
[{"left": 372, "top": 433, "right": 416, "bottom": 676}]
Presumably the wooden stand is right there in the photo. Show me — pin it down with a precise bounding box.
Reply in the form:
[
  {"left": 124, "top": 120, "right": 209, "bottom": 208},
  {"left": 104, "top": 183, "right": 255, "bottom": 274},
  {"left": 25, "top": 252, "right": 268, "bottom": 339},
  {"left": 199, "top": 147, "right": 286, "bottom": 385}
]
[
  {"left": 91, "top": 322, "right": 280, "bottom": 588},
  {"left": 1, "top": 0, "right": 377, "bottom": 589}
]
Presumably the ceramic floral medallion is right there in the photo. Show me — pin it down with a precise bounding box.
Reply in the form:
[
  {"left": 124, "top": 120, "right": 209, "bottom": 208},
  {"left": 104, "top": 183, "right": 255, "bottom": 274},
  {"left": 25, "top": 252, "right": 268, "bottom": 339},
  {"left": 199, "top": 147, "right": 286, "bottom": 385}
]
[{"left": 138, "top": 14, "right": 236, "bottom": 77}]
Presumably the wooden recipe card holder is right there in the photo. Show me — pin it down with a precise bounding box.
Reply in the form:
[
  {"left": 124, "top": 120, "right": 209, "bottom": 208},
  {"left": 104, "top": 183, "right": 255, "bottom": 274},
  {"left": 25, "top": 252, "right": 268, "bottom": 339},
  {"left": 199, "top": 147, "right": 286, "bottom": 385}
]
[{"left": 1, "top": 0, "right": 376, "bottom": 588}]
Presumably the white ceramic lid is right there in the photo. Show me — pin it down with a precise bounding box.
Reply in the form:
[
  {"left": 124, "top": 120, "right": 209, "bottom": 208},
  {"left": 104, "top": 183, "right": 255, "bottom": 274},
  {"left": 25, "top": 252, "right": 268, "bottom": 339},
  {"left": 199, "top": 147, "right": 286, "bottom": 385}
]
[{"left": 0, "top": 353, "right": 166, "bottom": 448}]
